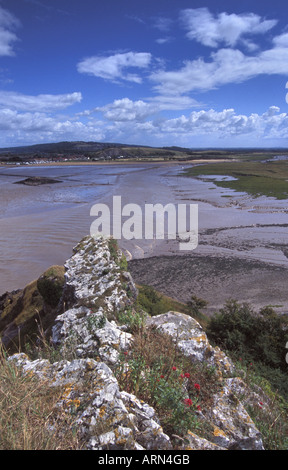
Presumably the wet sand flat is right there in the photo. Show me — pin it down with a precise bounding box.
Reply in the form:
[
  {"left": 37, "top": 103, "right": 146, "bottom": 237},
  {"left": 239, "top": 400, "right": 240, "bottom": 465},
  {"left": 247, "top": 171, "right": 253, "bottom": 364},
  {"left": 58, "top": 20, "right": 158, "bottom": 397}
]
[
  {"left": 128, "top": 253, "right": 288, "bottom": 316},
  {"left": 0, "top": 162, "right": 288, "bottom": 316}
]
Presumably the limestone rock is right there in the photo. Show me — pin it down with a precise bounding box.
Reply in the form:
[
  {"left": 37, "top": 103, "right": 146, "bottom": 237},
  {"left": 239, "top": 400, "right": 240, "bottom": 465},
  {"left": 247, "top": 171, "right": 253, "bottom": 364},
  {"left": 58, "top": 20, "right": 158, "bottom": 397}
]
[
  {"left": 61, "top": 236, "right": 136, "bottom": 315},
  {"left": 52, "top": 305, "right": 133, "bottom": 364},
  {"left": 8, "top": 353, "right": 171, "bottom": 450},
  {"left": 146, "top": 311, "right": 235, "bottom": 376}
]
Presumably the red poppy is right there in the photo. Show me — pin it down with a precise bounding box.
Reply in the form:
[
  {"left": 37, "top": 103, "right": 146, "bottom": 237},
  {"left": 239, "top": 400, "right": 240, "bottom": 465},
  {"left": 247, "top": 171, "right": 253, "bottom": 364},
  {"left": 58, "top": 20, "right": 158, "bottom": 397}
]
[{"left": 184, "top": 398, "right": 193, "bottom": 407}]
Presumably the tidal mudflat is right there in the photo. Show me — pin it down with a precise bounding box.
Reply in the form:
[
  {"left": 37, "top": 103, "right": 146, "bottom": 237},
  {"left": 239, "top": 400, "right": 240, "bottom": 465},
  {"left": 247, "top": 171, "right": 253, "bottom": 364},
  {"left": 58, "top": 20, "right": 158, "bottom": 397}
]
[{"left": 1, "top": 161, "right": 288, "bottom": 316}]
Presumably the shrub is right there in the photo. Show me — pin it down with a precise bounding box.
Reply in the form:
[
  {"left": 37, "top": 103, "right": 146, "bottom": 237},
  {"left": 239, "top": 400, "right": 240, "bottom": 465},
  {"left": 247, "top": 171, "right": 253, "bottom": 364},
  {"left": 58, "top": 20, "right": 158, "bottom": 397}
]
[
  {"left": 186, "top": 294, "right": 208, "bottom": 321},
  {"left": 206, "top": 300, "right": 288, "bottom": 398},
  {"left": 137, "top": 285, "right": 171, "bottom": 316},
  {"left": 37, "top": 266, "right": 65, "bottom": 308}
]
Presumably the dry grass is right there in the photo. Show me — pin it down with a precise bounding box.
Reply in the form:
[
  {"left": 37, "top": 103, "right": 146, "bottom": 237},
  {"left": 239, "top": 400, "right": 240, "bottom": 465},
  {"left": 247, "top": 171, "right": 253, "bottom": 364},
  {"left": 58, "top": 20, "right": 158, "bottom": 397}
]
[{"left": 0, "top": 344, "right": 82, "bottom": 450}]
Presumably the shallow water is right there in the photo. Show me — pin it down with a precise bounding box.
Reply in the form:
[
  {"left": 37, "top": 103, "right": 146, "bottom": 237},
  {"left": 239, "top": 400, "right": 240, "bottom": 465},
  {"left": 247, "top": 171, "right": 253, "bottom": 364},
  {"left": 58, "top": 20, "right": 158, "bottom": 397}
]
[{"left": 0, "top": 162, "right": 288, "bottom": 294}]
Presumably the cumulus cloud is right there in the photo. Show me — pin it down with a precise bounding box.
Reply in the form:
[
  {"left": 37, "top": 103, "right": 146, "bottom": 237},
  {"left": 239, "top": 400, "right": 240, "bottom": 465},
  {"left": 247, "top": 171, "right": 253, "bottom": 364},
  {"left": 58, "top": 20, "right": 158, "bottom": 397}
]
[
  {"left": 147, "top": 9, "right": 288, "bottom": 97},
  {"left": 0, "top": 6, "right": 20, "bottom": 56},
  {"left": 1, "top": 104, "right": 288, "bottom": 147},
  {"left": 180, "top": 8, "right": 277, "bottom": 48},
  {"left": 152, "top": 106, "right": 288, "bottom": 141},
  {"left": 150, "top": 44, "right": 288, "bottom": 95},
  {"left": 77, "top": 51, "right": 152, "bottom": 83},
  {"left": 80, "top": 94, "right": 201, "bottom": 121},
  {"left": 95, "top": 98, "right": 156, "bottom": 122},
  {"left": 0, "top": 91, "right": 82, "bottom": 112},
  {"left": 0, "top": 108, "right": 106, "bottom": 145}
]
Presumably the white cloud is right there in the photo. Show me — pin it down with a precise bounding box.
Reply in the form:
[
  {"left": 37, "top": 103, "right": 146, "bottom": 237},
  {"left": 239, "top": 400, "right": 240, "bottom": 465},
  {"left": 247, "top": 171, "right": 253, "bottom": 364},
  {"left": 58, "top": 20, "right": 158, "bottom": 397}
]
[
  {"left": 81, "top": 94, "right": 201, "bottom": 122},
  {"left": 77, "top": 51, "right": 152, "bottom": 83},
  {"left": 152, "top": 106, "right": 288, "bottom": 141},
  {"left": 0, "top": 6, "right": 20, "bottom": 56},
  {"left": 180, "top": 8, "right": 277, "bottom": 48},
  {"left": 146, "top": 94, "right": 202, "bottom": 110},
  {"left": 1, "top": 104, "right": 288, "bottom": 148},
  {"left": 155, "top": 37, "right": 172, "bottom": 45},
  {"left": 153, "top": 17, "right": 173, "bottom": 32},
  {"left": 150, "top": 44, "right": 288, "bottom": 95},
  {"left": 272, "top": 32, "right": 288, "bottom": 47},
  {"left": 0, "top": 91, "right": 82, "bottom": 112},
  {"left": 95, "top": 98, "right": 156, "bottom": 122},
  {"left": 0, "top": 108, "right": 105, "bottom": 145}
]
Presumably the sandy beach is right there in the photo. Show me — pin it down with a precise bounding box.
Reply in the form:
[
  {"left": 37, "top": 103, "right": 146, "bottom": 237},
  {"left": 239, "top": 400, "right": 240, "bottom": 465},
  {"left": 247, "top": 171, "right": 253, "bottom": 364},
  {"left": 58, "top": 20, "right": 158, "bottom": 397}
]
[{"left": 0, "top": 161, "right": 288, "bottom": 316}]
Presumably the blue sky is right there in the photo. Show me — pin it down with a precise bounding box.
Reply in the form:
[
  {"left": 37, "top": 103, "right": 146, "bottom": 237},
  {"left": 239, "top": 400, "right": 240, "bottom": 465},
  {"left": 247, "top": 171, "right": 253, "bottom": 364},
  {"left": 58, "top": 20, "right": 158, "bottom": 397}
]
[{"left": 1, "top": 0, "right": 288, "bottom": 148}]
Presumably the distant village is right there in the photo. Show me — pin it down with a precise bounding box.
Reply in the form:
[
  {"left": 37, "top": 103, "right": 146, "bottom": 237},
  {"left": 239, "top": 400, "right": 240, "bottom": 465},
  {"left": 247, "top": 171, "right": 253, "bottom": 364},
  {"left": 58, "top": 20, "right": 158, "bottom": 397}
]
[{"left": 0, "top": 153, "right": 132, "bottom": 165}]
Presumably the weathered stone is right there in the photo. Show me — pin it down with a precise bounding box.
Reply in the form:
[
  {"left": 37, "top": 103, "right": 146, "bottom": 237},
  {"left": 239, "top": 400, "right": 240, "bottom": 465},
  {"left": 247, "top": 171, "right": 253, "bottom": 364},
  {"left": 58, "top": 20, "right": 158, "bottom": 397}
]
[
  {"left": 52, "top": 306, "right": 133, "bottom": 363},
  {"left": 205, "top": 379, "right": 264, "bottom": 450},
  {"left": 184, "top": 431, "right": 227, "bottom": 450},
  {"left": 146, "top": 311, "right": 235, "bottom": 376}
]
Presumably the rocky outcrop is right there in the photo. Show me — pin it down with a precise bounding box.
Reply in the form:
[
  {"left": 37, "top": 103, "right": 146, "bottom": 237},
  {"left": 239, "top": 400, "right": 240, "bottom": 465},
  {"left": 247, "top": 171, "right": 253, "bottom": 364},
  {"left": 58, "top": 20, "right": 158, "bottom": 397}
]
[{"left": 5, "top": 236, "right": 266, "bottom": 450}]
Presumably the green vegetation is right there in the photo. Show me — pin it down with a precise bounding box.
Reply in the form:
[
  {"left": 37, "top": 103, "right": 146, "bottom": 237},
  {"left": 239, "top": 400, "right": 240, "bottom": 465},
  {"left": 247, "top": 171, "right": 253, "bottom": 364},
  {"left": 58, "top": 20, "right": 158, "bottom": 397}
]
[
  {"left": 206, "top": 300, "right": 288, "bottom": 399},
  {"left": 184, "top": 160, "right": 288, "bottom": 199},
  {"left": 137, "top": 285, "right": 172, "bottom": 316},
  {"left": 114, "top": 326, "right": 221, "bottom": 442},
  {"left": 136, "top": 284, "right": 198, "bottom": 319},
  {"left": 232, "top": 357, "right": 288, "bottom": 450},
  {"left": 37, "top": 266, "right": 65, "bottom": 308}
]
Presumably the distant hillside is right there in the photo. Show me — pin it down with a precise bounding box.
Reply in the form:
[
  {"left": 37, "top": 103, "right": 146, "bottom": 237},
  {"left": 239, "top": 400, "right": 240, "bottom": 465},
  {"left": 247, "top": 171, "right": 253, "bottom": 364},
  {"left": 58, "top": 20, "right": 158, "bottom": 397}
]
[
  {"left": 0, "top": 140, "right": 200, "bottom": 162},
  {"left": 1, "top": 141, "right": 288, "bottom": 163},
  {"left": 0, "top": 141, "right": 136, "bottom": 155}
]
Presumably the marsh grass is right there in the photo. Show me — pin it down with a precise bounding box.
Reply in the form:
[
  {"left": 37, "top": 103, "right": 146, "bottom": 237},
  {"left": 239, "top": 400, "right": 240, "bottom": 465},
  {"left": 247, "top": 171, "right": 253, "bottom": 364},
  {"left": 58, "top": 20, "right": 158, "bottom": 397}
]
[{"left": 184, "top": 160, "right": 288, "bottom": 199}]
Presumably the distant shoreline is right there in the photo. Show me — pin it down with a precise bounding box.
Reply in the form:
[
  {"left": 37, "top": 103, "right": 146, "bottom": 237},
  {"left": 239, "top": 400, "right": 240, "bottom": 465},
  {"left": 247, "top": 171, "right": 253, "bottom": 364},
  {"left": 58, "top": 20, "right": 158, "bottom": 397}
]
[{"left": 0, "top": 158, "right": 232, "bottom": 168}]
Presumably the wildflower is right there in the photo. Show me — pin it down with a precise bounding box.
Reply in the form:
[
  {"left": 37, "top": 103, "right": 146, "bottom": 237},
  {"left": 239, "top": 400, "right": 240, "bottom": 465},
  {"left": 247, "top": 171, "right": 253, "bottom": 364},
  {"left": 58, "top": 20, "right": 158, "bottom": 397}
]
[
  {"left": 160, "top": 375, "right": 164, "bottom": 379},
  {"left": 123, "top": 351, "right": 128, "bottom": 356},
  {"left": 184, "top": 372, "right": 190, "bottom": 378},
  {"left": 172, "top": 366, "right": 177, "bottom": 371},
  {"left": 194, "top": 383, "right": 200, "bottom": 391},
  {"left": 180, "top": 374, "right": 184, "bottom": 379},
  {"left": 197, "top": 405, "right": 201, "bottom": 411},
  {"left": 184, "top": 398, "right": 193, "bottom": 407}
]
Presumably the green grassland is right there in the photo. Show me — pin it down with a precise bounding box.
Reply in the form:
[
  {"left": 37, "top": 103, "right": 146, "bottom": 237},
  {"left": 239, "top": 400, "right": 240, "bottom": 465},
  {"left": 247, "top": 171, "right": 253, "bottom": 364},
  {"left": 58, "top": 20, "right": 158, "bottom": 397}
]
[{"left": 183, "top": 159, "right": 288, "bottom": 200}]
